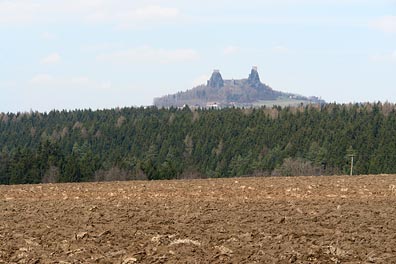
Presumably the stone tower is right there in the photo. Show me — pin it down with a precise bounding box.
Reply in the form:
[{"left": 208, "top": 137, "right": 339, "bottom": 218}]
[
  {"left": 207, "top": 70, "right": 224, "bottom": 88},
  {"left": 248, "top": 66, "right": 261, "bottom": 87}
]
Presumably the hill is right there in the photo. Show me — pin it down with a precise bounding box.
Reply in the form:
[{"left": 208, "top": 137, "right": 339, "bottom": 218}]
[
  {"left": 1, "top": 103, "right": 396, "bottom": 184},
  {"left": 154, "top": 67, "right": 325, "bottom": 108}
]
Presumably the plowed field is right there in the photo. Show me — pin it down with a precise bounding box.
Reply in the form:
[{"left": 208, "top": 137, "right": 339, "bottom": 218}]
[{"left": 1, "top": 175, "right": 396, "bottom": 263}]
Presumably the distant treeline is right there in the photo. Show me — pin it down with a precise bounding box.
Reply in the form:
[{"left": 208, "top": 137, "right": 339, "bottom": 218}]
[{"left": 1, "top": 102, "right": 396, "bottom": 184}]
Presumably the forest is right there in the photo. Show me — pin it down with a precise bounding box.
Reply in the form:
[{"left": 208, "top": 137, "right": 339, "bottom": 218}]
[{"left": 1, "top": 102, "right": 396, "bottom": 185}]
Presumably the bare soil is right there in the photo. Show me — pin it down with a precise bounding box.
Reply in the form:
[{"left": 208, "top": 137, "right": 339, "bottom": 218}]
[{"left": 1, "top": 175, "right": 396, "bottom": 263}]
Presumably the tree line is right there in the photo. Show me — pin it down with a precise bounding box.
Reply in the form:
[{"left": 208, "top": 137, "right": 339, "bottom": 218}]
[{"left": 1, "top": 102, "right": 396, "bottom": 185}]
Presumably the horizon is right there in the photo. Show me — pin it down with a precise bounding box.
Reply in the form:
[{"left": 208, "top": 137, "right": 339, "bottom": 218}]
[
  {"left": 3, "top": 100, "right": 396, "bottom": 115},
  {"left": 1, "top": 0, "right": 395, "bottom": 112}
]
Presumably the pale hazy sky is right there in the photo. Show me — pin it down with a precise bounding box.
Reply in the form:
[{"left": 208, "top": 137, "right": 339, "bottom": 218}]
[{"left": 1, "top": 0, "right": 396, "bottom": 112}]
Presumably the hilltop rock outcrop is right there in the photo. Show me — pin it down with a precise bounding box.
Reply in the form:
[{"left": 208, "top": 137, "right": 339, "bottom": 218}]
[
  {"left": 247, "top": 66, "right": 261, "bottom": 88},
  {"left": 207, "top": 70, "right": 224, "bottom": 88},
  {"left": 154, "top": 67, "right": 324, "bottom": 108}
]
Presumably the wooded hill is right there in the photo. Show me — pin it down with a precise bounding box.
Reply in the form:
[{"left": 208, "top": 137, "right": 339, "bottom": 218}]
[
  {"left": 1, "top": 102, "right": 396, "bottom": 185},
  {"left": 154, "top": 67, "right": 325, "bottom": 108}
]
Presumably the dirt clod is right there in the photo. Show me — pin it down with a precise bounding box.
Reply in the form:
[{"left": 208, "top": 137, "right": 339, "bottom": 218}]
[{"left": 122, "top": 257, "right": 138, "bottom": 264}]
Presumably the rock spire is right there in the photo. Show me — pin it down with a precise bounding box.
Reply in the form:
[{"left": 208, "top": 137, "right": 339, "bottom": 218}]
[
  {"left": 248, "top": 66, "right": 261, "bottom": 87},
  {"left": 207, "top": 70, "right": 224, "bottom": 88}
]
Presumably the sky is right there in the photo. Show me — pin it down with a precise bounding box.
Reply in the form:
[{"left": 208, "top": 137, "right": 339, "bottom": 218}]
[{"left": 1, "top": 0, "right": 396, "bottom": 112}]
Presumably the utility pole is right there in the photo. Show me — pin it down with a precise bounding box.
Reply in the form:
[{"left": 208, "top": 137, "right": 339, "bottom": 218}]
[
  {"left": 349, "top": 154, "right": 355, "bottom": 176},
  {"left": 347, "top": 146, "right": 356, "bottom": 176}
]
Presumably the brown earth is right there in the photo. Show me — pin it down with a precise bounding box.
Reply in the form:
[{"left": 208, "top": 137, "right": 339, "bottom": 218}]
[{"left": 1, "top": 175, "right": 396, "bottom": 263}]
